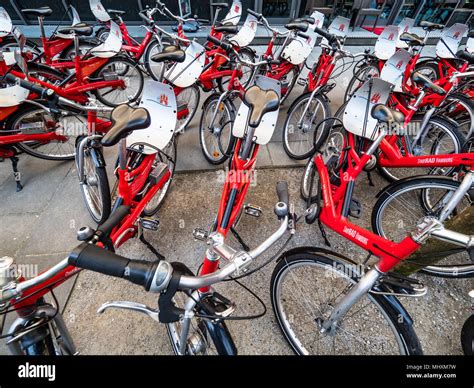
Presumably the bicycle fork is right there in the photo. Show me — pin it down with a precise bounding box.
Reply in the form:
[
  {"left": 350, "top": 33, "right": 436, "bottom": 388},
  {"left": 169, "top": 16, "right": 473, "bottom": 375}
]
[{"left": 319, "top": 268, "right": 382, "bottom": 334}]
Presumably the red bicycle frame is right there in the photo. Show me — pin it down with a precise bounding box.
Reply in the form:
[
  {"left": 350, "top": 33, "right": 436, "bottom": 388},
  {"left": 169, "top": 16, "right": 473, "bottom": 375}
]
[
  {"left": 0, "top": 51, "right": 125, "bottom": 104},
  {"left": 313, "top": 129, "right": 474, "bottom": 273},
  {"left": 200, "top": 139, "right": 259, "bottom": 290}
]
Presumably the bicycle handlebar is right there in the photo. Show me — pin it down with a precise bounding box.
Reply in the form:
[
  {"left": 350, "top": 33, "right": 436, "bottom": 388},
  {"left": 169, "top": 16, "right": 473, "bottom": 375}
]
[
  {"left": 314, "top": 26, "right": 338, "bottom": 45},
  {"left": 3, "top": 73, "right": 56, "bottom": 101},
  {"left": 66, "top": 182, "right": 291, "bottom": 293},
  {"left": 206, "top": 35, "right": 280, "bottom": 67}
]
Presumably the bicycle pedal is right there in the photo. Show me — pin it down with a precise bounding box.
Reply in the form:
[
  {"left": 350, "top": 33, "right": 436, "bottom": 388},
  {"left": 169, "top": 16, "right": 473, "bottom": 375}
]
[
  {"left": 372, "top": 274, "right": 427, "bottom": 298},
  {"left": 205, "top": 292, "right": 236, "bottom": 319},
  {"left": 349, "top": 198, "right": 362, "bottom": 218},
  {"left": 244, "top": 204, "right": 262, "bottom": 217},
  {"left": 193, "top": 228, "right": 208, "bottom": 241},
  {"left": 149, "top": 162, "right": 169, "bottom": 186},
  {"left": 139, "top": 217, "right": 160, "bottom": 231}
]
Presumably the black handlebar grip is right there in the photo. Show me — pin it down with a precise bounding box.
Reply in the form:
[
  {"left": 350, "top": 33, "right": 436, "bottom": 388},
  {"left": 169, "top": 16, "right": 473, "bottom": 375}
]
[
  {"left": 3, "top": 73, "right": 55, "bottom": 100},
  {"left": 206, "top": 35, "right": 233, "bottom": 52},
  {"left": 247, "top": 9, "right": 262, "bottom": 21},
  {"left": 276, "top": 181, "right": 289, "bottom": 207},
  {"left": 314, "top": 26, "right": 336, "bottom": 44},
  {"left": 96, "top": 205, "right": 131, "bottom": 238},
  {"left": 297, "top": 31, "right": 310, "bottom": 40},
  {"left": 68, "top": 243, "right": 158, "bottom": 289}
]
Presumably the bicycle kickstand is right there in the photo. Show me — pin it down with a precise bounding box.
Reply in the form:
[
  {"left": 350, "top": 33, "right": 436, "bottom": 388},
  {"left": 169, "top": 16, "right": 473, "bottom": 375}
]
[{"left": 10, "top": 156, "right": 23, "bottom": 192}]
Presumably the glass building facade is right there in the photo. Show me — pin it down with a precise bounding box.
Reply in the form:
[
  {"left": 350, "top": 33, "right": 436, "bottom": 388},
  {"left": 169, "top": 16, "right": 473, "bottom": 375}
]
[{"left": 4, "top": 0, "right": 473, "bottom": 27}]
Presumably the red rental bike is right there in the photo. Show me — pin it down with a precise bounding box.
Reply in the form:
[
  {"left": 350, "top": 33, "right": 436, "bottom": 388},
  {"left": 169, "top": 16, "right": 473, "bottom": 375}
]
[
  {"left": 247, "top": 9, "right": 311, "bottom": 103},
  {"left": 0, "top": 79, "right": 292, "bottom": 356},
  {"left": 282, "top": 25, "right": 357, "bottom": 159},
  {"left": 198, "top": 35, "right": 276, "bottom": 164},
  {"left": 1, "top": 23, "right": 143, "bottom": 107},
  {"left": 301, "top": 76, "right": 474, "bottom": 275},
  {"left": 270, "top": 99, "right": 474, "bottom": 354}
]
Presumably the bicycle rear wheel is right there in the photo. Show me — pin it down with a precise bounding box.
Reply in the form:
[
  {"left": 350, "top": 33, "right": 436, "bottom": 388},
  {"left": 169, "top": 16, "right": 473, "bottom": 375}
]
[
  {"left": 271, "top": 251, "right": 422, "bottom": 355},
  {"left": 371, "top": 176, "right": 474, "bottom": 278},
  {"left": 5, "top": 103, "right": 83, "bottom": 160},
  {"left": 378, "top": 115, "right": 465, "bottom": 182}
]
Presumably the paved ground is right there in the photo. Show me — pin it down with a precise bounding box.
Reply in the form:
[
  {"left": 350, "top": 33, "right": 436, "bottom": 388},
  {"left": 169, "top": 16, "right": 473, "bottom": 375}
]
[{"left": 0, "top": 46, "right": 472, "bottom": 355}]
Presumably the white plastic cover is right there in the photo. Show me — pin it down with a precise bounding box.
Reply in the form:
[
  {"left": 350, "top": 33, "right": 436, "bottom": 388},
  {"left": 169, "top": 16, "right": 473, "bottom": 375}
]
[
  {"left": 127, "top": 79, "right": 177, "bottom": 154},
  {"left": 0, "top": 83, "right": 29, "bottom": 107},
  {"left": 0, "top": 49, "right": 29, "bottom": 107},
  {"left": 282, "top": 11, "right": 325, "bottom": 65},
  {"left": 90, "top": 0, "right": 111, "bottom": 22},
  {"left": 233, "top": 75, "right": 281, "bottom": 145},
  {"left": 222, "top": 0, "right": 242, "bottom": 26},
  {"left": 436, "top": 23, "right": 468, "bottom": 59},
  {"left": 321, "top": 15, "right": 349, "bottom": 46},
  {"left": 467, "top": 37, "right": 474, "bottom": 54},
  {"left": 374, "top": 25, "right": 399, "bottom": 60},
  {"left": 0, "top": 7, "right": 12, "bottom": 38},
  {"left": 343, "top": 78, "right": 392, "bottom": 140},
  {"left": 281, "top": 35, "right": 312, "bottom": 65},
  {"left": 396, "top": 17, "right": 415, "bottom": 48},
  {"left": 165, "top": 41, "right": 205, "bottom": 88},
  {"left": 229, "top": 14, "right": 258, "bottom": 47},
  {"left": 380, "top": 48, "right": 411, "bottom": 92},
  {"left": 89, "top": 21, "right": 122, "bottom": 58}
]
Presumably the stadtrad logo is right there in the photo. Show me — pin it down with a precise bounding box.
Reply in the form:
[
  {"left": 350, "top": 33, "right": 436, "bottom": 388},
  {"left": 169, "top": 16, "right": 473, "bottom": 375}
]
[{"left": 18, "top": 362, "right": 56, "bottom": 382}]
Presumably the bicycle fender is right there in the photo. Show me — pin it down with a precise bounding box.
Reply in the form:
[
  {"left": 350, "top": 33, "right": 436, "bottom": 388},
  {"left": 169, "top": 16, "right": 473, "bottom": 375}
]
[
  {"left": 276, "top": 246, "right": 358, "bottom": 265},
  {"left": 374, "top": 175, "right": 459, "bottom": 198},
  {"left": 89, "top": 145, "right": 107, "bottom": 168},
  {"left": 202, "top": 319, "right": 238, "bottom": 355}
]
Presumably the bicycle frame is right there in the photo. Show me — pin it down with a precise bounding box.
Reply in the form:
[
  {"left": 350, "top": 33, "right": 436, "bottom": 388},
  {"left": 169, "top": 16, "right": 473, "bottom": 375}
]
[
  {"left": 200, "top": 139, "right": 259, "bottom": 291},
  {"left": 0, "top": 51, "right": 125, "bottom": 104}
]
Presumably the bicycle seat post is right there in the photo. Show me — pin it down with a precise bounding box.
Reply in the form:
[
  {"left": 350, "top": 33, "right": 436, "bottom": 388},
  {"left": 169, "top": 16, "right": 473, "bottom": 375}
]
[{"left": 38, "top": 15, "right": 46, "bottom": 41}]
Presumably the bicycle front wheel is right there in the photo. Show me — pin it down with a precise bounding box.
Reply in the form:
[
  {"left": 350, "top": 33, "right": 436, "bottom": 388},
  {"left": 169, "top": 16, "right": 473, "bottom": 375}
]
[
  {"left": 371, "top": 176, "right": 474, "bottom": 278},
  {"left": 271, "top": 251, "right": 422, "bottom": 355},
  {"left": 76, "top": 142, "right": 111, "bottom": 224},
  {"left": 283, "top": 92, "right": 331, "bottom": 160},
  {"left": 199, "top": 94, "right": 236, "bottom": 164}
]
